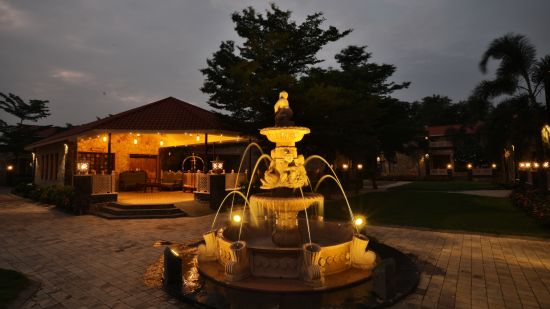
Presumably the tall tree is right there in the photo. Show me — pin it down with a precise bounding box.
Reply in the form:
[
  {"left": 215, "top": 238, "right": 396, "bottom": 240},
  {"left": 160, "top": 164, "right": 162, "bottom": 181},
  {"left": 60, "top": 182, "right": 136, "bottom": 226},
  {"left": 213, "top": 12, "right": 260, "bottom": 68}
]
[
  {"left": 298, "top": 46, "right": 412, "bottom": 188},
  {"left": 201, "top": 4, "right": 351, "bottom": 130},
  {"left": 476, "top": 33, "right": 550, "bottom": 190},
  {"left": 0, "top": 93, "right": 50, "bottom": 124}
]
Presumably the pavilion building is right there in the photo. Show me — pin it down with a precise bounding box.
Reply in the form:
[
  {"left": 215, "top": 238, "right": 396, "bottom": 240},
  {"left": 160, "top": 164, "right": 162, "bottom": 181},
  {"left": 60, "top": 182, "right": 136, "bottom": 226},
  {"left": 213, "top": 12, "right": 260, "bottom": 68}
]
[{"left": 25, "top": 97, "right": 245, "bottom": 189}]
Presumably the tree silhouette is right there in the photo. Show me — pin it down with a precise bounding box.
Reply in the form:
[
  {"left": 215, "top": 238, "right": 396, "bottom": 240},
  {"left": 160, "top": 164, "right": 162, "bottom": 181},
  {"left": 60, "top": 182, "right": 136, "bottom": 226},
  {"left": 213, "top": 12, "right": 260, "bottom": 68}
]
[{"left": 0, "top": 93, "right": 50, "bottom": 124}]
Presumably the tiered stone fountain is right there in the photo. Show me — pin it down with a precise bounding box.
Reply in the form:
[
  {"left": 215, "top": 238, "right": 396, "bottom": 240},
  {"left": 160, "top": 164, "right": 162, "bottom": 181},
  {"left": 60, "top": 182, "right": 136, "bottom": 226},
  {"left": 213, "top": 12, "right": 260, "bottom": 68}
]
[{"left": 197, "top": 91, "right": 377, "bottom": 291}]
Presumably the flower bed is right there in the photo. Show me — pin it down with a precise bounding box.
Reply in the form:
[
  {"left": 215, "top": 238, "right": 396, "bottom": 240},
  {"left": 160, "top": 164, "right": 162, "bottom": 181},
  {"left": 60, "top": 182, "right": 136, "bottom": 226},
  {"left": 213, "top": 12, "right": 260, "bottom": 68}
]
[
  {"left": 11, "top": 183, "right": 77, "bottom": 214},
  {"left": 510, "top": 186, "right": 550, "bottom": 226}
]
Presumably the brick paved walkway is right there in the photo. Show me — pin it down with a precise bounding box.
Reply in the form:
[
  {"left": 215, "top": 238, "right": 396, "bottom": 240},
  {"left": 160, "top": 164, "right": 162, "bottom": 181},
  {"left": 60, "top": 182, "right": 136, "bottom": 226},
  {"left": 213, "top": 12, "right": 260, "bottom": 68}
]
[{"left": 1, "top": 192, "right": 549, "bottom": 308}]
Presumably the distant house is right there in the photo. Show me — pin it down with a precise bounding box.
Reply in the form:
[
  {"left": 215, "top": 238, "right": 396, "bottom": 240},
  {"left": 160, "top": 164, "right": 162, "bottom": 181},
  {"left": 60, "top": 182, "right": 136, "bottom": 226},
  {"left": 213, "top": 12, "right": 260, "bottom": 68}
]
[
  {"left": 425, "top": 124, "right": 494, "bottom": 177},
  {"left": 24, "top": 97, "right": 247, "bottom": 188}
]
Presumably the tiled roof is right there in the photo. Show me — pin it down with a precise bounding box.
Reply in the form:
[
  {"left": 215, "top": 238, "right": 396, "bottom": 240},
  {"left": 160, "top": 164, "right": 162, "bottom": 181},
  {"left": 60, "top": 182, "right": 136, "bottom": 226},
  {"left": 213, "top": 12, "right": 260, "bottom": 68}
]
[
  {"left": 427, "top": 124, "right": 477, "bottom": 137},
  {"left": 26, "top": 97, "right": 232, "bottom": 149}
]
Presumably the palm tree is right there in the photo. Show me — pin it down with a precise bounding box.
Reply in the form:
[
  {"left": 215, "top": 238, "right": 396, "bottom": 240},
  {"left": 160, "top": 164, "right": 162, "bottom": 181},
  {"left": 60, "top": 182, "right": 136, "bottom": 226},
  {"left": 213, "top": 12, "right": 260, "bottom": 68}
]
[{"left": 476, "top": 33, "right": 550, "bottom": 190}]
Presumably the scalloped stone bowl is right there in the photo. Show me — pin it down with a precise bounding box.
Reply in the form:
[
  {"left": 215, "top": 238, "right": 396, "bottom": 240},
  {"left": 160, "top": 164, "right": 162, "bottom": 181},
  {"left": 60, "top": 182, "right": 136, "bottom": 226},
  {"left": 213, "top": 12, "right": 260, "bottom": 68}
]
[{"left": 259, "top": 126, "right": 310, "bottom": 146}]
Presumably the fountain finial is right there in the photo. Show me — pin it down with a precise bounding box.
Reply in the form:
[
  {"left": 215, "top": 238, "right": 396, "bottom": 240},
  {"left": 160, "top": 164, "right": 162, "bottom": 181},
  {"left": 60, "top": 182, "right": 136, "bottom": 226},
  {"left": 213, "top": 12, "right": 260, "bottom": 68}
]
[{"left": 274, "top": 91, "right": 294, "bottom": 126}]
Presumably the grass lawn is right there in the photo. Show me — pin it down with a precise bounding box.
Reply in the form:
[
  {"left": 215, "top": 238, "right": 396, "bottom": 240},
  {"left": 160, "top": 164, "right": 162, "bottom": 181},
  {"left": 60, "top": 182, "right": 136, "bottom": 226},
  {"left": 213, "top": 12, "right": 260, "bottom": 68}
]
[
  {"left": 326, "top": 190, "right": 550, "bottom": 238},
  {"left": 0, "top": 268, "right": 29, "bottom": 309},
  {"left": 388, "top": 180, "right": 502, "bottom": 191}
]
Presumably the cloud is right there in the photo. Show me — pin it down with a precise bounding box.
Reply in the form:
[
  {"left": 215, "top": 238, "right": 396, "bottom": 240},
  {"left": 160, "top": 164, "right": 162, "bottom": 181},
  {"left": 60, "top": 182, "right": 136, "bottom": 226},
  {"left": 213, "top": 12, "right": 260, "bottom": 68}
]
[
  {"left": 0, "top": 0, "right": 27, "bottom": 29},
  {"left": 51, "top": 69, "right": 93, "bottom": 84}
]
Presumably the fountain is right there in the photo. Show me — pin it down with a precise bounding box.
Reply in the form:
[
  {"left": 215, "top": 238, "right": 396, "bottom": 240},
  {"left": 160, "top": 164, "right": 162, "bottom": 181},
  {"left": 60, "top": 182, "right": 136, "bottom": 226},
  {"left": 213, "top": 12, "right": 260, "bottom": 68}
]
[{"left": 150, "top": 91, "right": 419, "bottom": 307}]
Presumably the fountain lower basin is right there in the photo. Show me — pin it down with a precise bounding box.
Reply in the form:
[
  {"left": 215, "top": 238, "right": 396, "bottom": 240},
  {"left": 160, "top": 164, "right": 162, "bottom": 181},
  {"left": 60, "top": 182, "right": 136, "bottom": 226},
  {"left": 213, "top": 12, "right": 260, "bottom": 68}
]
[{"left": 197, "top": 219, "right": 377, "bottom": 292}]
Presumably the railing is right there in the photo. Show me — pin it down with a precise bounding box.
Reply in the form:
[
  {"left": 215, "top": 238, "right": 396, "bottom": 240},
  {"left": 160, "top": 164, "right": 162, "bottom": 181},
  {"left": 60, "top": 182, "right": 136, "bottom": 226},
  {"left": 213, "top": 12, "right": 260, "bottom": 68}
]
[
  {"left": 429, "top": 168, "right": 448, "bottom": 176},
  {"left": 196, "top": 173, "right": 210, "bottom": 193},
  {"left": 92, "top": 174, "right": 115, "bottom": 194},
  {"left": 225, "top": 172, "right": 247, "bottom": 191},
  {"left": 472, "top": 168, "right": 493, "bottom": 176},
  {"left": 429, "top": 141, "right": 453, "bottom": 148}
]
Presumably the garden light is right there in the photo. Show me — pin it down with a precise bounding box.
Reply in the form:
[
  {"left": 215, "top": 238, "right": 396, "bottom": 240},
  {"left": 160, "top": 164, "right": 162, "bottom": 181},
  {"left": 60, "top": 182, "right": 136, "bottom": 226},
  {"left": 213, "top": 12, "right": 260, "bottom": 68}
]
[
  {"left": 232, "top": 214, "right": 242, "bottom": 223},
  {"left": 354, "top": 216, "right": 366, "bottom": 228},
  {"left": 342, "top": 163, "right": 349, "bottom": 170},
  {"left": 357, "top": 163, "right": 363, "bottom": 170},
  {"left": 6, "top": 165, "right": 14, "bottom": 171},
  {"left": 77, "top": 162, "right": 89, "bottom": 174},
  {"left": 446, "top": 163, "right": 452, "bottom": 169},
  {"left": 170, "top": 248, "right": 180, "bottom": 257},
  {"left": 212, "top": 160, "right": 224, "bottom": 174},
  {"left": 467, "top": 163, "right": 472, "bottom": 169},
  {"left": 491, "top": 163, "right": 497, "bottom": 169}
]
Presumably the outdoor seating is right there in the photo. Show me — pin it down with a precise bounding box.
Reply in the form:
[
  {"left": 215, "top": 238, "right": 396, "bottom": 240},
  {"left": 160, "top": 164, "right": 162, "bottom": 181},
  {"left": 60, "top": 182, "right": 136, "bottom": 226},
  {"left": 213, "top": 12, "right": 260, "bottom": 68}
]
[
  {"left": 160, "top": 171, "right": 183, "bottom": 190},
  {"left": 118, "top": 170, "right": 148, "bottom": 191}
]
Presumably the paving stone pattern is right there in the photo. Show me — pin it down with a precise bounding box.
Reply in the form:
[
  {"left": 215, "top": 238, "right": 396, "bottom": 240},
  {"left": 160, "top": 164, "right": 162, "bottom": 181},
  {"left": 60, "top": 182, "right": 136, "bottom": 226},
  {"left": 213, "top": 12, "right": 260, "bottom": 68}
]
[{"left": 1, "top": 192, "right": 549, "bottom": 308}]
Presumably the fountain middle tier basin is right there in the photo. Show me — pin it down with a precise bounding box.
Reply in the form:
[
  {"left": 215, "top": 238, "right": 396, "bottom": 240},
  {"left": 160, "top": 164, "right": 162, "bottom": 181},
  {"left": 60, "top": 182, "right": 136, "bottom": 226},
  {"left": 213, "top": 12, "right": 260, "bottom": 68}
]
[
  {"left": 249, "top": 192, "right": 323, "bottom": 247},
  {"left": 197, "top": 219, "right": 377, "bottom": 292}
]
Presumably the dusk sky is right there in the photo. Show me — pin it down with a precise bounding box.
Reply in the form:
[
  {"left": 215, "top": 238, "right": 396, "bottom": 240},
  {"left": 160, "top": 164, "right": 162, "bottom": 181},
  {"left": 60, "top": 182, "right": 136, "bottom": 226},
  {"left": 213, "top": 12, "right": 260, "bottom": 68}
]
[{"left": 1, "top": 0, "right": 549, "bottom": 126}]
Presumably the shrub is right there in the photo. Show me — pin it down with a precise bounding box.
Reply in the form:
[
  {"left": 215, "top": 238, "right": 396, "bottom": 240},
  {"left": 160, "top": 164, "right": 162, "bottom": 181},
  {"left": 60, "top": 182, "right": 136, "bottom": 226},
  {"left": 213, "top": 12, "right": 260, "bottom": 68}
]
[
  {"left": 11, "top": 183, "right": 36, "bottom": 198},
  {"left": 511, "top": 186, "right": 550, "bottom": 226},
  {"left": 53, "top": 186, "right": 75, "bottom": 211},
  {"left": 11, "top": 183, "right": 76, "bottom": 213}
]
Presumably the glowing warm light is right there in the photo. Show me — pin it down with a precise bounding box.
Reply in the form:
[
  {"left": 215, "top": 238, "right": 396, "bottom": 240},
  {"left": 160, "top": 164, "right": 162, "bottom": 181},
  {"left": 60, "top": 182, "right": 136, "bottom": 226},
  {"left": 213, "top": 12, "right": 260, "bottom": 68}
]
[
  {"left": 102, "top": 136, "right": 107, "bottom": 142},
  {"left": 6, "top": 165, "right": 14, "bottom": 171},
  {"left": 196, "top": 135, "right": 200, "bottom": 141},
  {"left": 357, "top": 164, "right": 363, "bottom": 170},
  {"left": 354, "top": 216, "right": 366, "bottom": 228},
  {"left": 232, "top": 214, "right": 242, "bottom": 223},
  {"left": 467, "top": 163, "right": 473, "bottom": 169},
  {"left": 446, "top": 163, "right": 452, "bottom": 169},
  {"left": 519, "top": 162, "right": 526, "bottom": 168},
  {"left": 424, "top": 154, "right": 429, "bottom": 159},
  {"left": 212, "top": 160, "right": 224, "bottom": 172},
  {"left": 491, "top": 163, "right": 497, "bottom": 169},
  {"left": 376, "top": 156, "right": 381, "bottom": 163},
  {"left": 170, "top": 248, "right": 180, "bottom": 257},
  {"left": 77, "top": 162, "right": 89, "bottom": 174},
  {"left": 544, "top": 162, "right": 549, "bottom": 168},
  {"left": 342, "top": 163, "right": 349, "bottom": 170},
  {"left": 160, "top": 140, "right": 164, "bottom": 146},
  {"left": 526, "top": 162, "right": 531, "bottom": 168},
  {"left": 133, "top": 138, "right": 138, "bottom": 145},
  {"left": 534, "top": 162, "right": 540, "bottom": 168}
]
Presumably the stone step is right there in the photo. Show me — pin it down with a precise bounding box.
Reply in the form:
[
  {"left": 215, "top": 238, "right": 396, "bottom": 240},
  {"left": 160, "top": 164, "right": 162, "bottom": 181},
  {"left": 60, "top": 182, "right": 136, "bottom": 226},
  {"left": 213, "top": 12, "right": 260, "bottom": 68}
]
[
  {"left": 107, "top": 202, "right": 175, "bottom": 210},
  {"left": 99, "top": 205, "right": 183, "bottom": 216},
  {"left": 94, "top": 211, "right": 187, "bottom": 220}
]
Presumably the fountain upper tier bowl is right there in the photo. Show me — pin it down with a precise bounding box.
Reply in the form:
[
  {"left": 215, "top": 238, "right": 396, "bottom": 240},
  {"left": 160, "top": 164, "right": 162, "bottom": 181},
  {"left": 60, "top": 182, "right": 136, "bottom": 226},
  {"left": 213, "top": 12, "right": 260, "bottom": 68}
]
[
  {"left": 260, "top": 126, "right": 310, "bottom": 147},
  {"left": 250, "top": 192, "right": 323, "bottom": 213}
]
